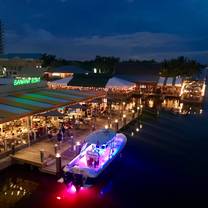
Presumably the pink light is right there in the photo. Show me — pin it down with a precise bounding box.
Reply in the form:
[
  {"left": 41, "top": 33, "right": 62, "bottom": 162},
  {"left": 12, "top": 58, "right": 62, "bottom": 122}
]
[
  {"left": 70, "top": 185, "right": 77, "bottom": 194},
  {"left": 56, "top": 196, "right": 61, "bottom": 200}
]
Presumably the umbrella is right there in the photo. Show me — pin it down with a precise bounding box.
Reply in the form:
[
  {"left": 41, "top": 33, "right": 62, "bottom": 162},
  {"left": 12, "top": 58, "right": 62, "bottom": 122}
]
[
  {"left": 69, "top": 103, "right": 87, "bottom": 110},
  {"left": 40, "top": 110, "right": 64, "bottom": 117}
]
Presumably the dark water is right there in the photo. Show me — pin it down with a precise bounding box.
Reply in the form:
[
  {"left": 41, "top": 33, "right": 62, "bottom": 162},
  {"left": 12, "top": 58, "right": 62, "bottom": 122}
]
[{"left": 1, "top": 98, "right": 208, "bottom": 207}]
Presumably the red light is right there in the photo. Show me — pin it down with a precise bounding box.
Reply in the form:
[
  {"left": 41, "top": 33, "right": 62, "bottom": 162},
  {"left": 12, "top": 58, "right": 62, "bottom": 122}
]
[{"left": 56, "top": 196, "right": 61, "bottom": 200}]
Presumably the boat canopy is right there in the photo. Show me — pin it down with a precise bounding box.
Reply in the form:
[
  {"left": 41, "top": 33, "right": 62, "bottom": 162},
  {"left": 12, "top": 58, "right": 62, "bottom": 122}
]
[{"left": 85, "top": 128, "right": 116, "bottom": 145}]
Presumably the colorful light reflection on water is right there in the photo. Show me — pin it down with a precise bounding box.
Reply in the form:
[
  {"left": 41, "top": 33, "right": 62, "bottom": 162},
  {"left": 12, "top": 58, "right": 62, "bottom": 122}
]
[{"left": 45, "top": 181, "right": 115, "bottom": 208}]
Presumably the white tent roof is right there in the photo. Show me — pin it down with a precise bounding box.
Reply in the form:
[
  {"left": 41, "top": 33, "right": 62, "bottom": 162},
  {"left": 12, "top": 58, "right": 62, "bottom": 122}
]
[
  {"left": 166, "top": 77, "right": 173, "bottom": 86},
  {"left": 105, "top": 77, "right": 135, "bottom": 89},
  {"left": 50, "top": 77, "right": 73, "bottom": 86},
  {"left": 157, "top": 77, "right": 165, "bottom": 86}
]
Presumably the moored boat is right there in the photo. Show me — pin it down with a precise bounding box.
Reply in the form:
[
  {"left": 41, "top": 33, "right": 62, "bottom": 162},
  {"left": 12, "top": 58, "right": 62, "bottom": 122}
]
[{"left": 63, "top": 128, "right": 127, "bottom": 188}]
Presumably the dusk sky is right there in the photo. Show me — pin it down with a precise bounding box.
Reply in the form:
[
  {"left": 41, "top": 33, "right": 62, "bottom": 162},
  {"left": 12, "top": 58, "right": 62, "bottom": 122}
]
[{"left": 0, "top": 0, "right": 208, "bottom": 62}]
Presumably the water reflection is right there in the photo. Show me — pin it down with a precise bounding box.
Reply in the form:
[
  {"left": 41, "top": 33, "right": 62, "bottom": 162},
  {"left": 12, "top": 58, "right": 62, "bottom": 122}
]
[
  {"left": 0, "top": 96, "right": 206, "bottom": 207},
  {"left": 145, "top": 97, "right": 203, "bottom": 115},
  {"left": 0, "top": 177, "right": 38, "bottom": 208}
]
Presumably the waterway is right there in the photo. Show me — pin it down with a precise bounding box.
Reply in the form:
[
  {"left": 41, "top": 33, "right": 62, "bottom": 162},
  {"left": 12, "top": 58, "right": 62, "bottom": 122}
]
[{"left": 0, "top": 95, "right": 208, "bottom": 207}]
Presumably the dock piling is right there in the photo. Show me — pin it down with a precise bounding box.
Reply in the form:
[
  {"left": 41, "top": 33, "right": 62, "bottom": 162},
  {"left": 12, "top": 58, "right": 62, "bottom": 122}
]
[
  {"left": 40, "top": 149, "right": 44, "bottom": 162},
  {"left": 56, "top": 153, "right": 62, "bottom": 174}
]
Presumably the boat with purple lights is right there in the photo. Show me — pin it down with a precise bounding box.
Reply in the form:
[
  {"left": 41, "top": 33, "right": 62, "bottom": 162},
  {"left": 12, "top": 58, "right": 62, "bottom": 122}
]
[{"left": 63, "top": 128, "right": 127, "bottom": 186}]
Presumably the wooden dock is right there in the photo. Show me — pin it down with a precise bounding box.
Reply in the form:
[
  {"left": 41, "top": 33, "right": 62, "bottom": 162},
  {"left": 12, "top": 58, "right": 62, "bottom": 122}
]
[{"left": 10, "top": 113, "right": 135, "bottom": 175}]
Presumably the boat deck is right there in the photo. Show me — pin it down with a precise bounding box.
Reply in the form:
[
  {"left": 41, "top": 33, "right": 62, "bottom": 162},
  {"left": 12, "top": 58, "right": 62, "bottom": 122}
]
[{"left": 69, "top": 135, "right": 125, "bottom": 174}]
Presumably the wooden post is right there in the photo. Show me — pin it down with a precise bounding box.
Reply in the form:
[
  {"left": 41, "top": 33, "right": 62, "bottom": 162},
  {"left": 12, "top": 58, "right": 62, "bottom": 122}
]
[
  {"left": 4, "top": 139, "right": 7, "bottom": 151},
  {"left": 40, "top": 149, "right": 44, "bottom": 162},
  {"left": 56, "top": 153, "right": 62, "bottom": 174},
  {"left": 54, "top": 144, "right": 58, "bottom": 154},
  {"left": 11, "top": 143, "right": 15, "bottom": 155},
  {"left": 34, "top": 131, "right": 37, "bottom": 141}
]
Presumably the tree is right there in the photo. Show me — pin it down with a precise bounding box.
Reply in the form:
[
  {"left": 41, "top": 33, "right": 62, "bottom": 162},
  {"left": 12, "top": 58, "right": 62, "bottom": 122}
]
[
  {"left": 93, "top": 56, "right": 120, "bottom": 74},
  {"left": 41, "top": 53, "right": 56, "bottom": 67},
  {"left": 160, "top": 56, "right": 201, "bottom": 77}
]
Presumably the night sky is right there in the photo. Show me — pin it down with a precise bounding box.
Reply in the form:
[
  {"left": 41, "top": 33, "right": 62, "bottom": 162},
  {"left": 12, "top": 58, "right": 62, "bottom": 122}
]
[{"left": 0, "top": 0, "right": 208, "bottom": 62}]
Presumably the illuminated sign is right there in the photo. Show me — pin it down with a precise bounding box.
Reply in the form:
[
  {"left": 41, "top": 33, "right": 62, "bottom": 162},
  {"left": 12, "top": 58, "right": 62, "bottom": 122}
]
[{"left": 13, "top": 77, "right": 41, "bottom": 86}]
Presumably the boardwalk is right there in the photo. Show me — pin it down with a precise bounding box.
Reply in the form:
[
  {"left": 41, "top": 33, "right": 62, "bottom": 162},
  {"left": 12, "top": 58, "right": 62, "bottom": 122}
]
[{"left": 11, "top": 110, "right": 135, "bottom": 175}]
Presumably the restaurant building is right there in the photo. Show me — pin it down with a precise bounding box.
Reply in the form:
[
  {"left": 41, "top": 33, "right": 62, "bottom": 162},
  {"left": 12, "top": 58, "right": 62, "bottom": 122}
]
[
  {"left": 0, "top": 53, "right": 43, "bottom": 78},
  {"left": 48, "top": 73, "right": 136, "bottom": 101},
  {"left": 114, "top": 62, "right": 161, "bottom": 95},
  {"left": 44, "top": 65, "right": 88, "bottom": 80},
  {"left": 0, "top": 76, "right": 105, "bottom": 157},
  {"left": 157, "top": 76, "right": 183, "bottom": 97}
]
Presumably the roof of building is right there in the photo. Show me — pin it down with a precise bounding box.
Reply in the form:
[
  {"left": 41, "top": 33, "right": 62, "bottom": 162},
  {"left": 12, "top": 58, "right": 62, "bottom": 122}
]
[
  {"left": 48, "top": 65, "right": 88, "bottom": 74},
  {"left": 50, "top": 77, "right": 73, "bottom": 86},
  {"left": 175, "top": 77, "right": 182, "bottom": 87},
  {"left": 0, "top": 53, "right": 43, "bottom": 60},
  {"left": 157, "top": 77, "right": 165, "bottom": 86},
  {"left": 157, "top": 76, "right": 183, "bottom": 87},
  {"left": 105, "top": 77, "right": 135, "bottom": 89},
  {"left": 0, "top": 88, "right": 104, "bottom": 124},
  {"left": 115, "top": 62, "right": 161, "bottom": 82},
  {"left": 166, "top": 77, "right": 174, "bottom": 86},
  {"left": 67, "top": 74, "right": 135, "bottom": 89},
  {"left": 68, "top": 74, "right": 111, "bottom": 88}
]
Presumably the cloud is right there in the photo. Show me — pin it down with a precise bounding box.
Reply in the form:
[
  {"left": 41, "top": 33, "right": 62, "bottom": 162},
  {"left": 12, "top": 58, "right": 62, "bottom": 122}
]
[
  {"left": 5, "top": 28, "right": 208, "bottom": 63},
  {"left": 74, "top": 32, "right": 184, "bottom": 48},
  {"left": 126, "top": 0, "right": 135, "bottom": 3}
]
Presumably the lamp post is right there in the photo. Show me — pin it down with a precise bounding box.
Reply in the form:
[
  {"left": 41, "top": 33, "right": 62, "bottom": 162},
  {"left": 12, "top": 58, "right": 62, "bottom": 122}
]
[
  {"left": 123, "top": 114, "right": 126, "bottom": 126},
  {"left": 115, "top": 119, "right": 118, "bottom": 131},
  {"left": 122, "top": 101, "right": 126, "bottom": 112},
  {"left": 56, "top": 153, "right": 62, "bottom": 175},
  {"left": 54, "top": 144, "right": 58, "bottom": 154},
  {"left": 132, "top": 109, "right": 135, "bottom": 119},
  {"left": 136, "top": 106, "right": 140, "bottom": 117},
  {"left": 75, "top": 142, "right": 82, "bottom": 155}
]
